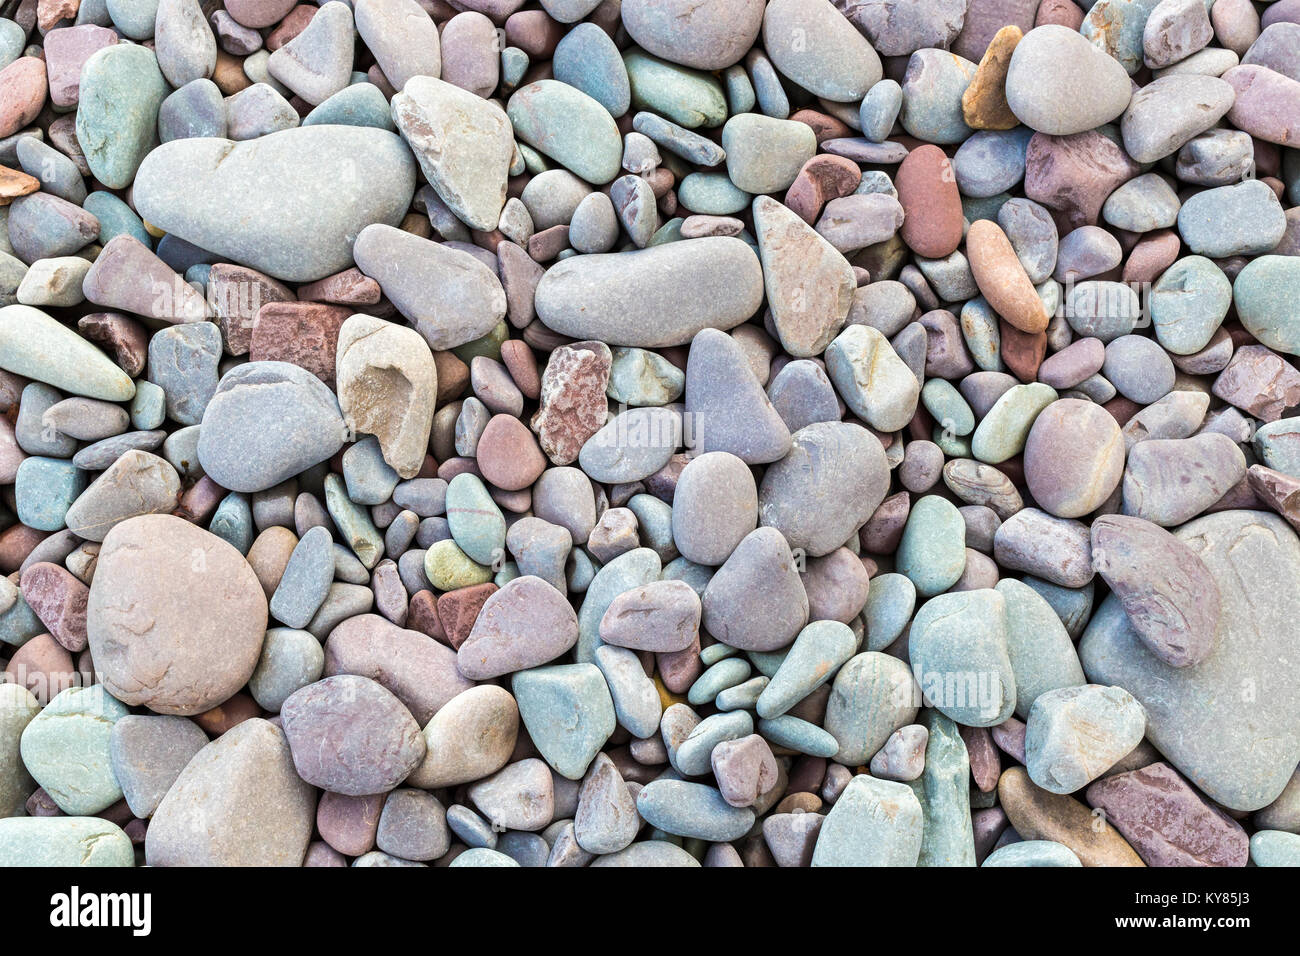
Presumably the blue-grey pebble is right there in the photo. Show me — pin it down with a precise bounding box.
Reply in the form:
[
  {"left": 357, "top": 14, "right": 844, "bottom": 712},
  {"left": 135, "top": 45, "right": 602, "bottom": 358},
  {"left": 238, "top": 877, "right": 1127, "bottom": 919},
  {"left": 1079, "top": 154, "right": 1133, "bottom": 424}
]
[
  {"left": 197, "top": 362, "right": 345, "bottom": 494},
  {"left": 148, "top": 322, "right": 222, "bottom": 426},
  {"left": 1150, "top": 255, "right": 1231, "bottom": 355},
  {"left": 75, "top": 43, "right": 170, "bottom": 189},
  {"left": 446, "top": 472, "right": 506, "bottom": 567},
  {"left": 249, "top": 627, "right": 326, "bottom": 712},
  {"left": 636, "top": 778, "right": 754, "bottom": 841},
  {"left": 1177, "top": 179, "right": 1287, "bottom": 257},
  {"left": 270, "top": 526, "right": 335, "bottom": 629},
  {"left": 553, "top": 23, "right": 630, "bottom": 117}
]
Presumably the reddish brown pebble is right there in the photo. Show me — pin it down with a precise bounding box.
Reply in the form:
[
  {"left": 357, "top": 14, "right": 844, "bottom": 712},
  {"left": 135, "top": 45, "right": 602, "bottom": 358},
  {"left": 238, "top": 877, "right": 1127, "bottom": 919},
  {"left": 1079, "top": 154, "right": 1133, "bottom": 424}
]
[
  {"left": 960, "top": 724, "right": 1002, "bottom": 793},
  {"left": 0, "top": 163, "right": 40, "bottom": 204},
  {"left": 500, "top": 339, "right": 540, "bottom": 400},
  {"left": 1038, "top": 336, "right": 1104, "bottom": 389},
  {"left": 250, "top": 301, "right": 349, "bottom": 386},
  {"left": 433, "top": 349, "right": 470, "bottom": 404},
  {"left": 1122, "top": 230, "right": 1181, "bottom": 284},
  {"left": 0, "top": 58, "right": 48, "bottom": 139},
  {"left": 296, "top": 267, "right": 382, "bottom": 305},
  {"left": 1212, "top": 344, "right": 1300, "bottom": 422},
  {"left": 1090, "top": 514, "right": 1221, "bottom": 667},
  {"left": 657, "top": 631, "right": 702, "bottom": 694},
  {"left": 437, "top": 583, "right": 498, "bottom": 650},
  {"left": 20, "top": 562, "right": 89, "bottom": 653},
  {"left": 316, "top": 790, "right": 384, "bottom": 856},
  {"left": 76, "top": 313, "right": 149, "bottom": 378},
  {"left": 0, "top": 525, "right": 49, "bottom": 574},
  {"left": 3, "top": 633, "right": 78, "bottom": 705},
  {"left": 1025, "top": 130, "right": 1142, "bottom": 229},
  {"left": 1085, "top": 762, "right": 1249, "bottom": 867},
  {"left": 206, "top": 263, "right": 296, "bottom": 355},
  {"left": 783, "top": 155, "right": 861, "bottom": 225},
  {"left": 895, "top": 145, "right": 964, "bottom": 259},
  {"left": 193, "top": 693, "right": 262, "bottom": 736},
  {"left": 406, "top": 589, "right": 447, "bottom": 643},
  {"left": 1247, "top": 464, "right": 1300, "bottom": 533},
  {"left": 789, "top": 108, "right": 852, "bottom": 143},
  {"left": 969, "top": 219, "right": 1050, "bottom": 333},
  {"left": 860, "top": 491, "right": 910, "bottom": 554},
  {"left": 992, "top": 716, "right": 1027, "bottom": 763},
  {"left": 530, "top": 342, "right": 611, "bottom": 466},
  {"left": 1036, "top": 0, "right": 1084, "bottom": 28},
  {"left": 999, "top": 320, "right": 1047, "bottom": 381},
  {"left": 266, "top": 4, "right": 316, "bottom": 50},
  {"left": 527, "top": 224, "right": 569, "bottom": 262}
]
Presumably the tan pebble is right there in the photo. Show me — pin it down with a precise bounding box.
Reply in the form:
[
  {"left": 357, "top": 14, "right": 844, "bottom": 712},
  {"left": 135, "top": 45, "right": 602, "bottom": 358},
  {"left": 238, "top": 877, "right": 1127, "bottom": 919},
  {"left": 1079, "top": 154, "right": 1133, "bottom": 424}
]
[
  {"left": 962, "top": 25, "right": 1023, "bottom": 131},
  {"left": 968, "top": 218, "right": 1050, "bottom": 333}
]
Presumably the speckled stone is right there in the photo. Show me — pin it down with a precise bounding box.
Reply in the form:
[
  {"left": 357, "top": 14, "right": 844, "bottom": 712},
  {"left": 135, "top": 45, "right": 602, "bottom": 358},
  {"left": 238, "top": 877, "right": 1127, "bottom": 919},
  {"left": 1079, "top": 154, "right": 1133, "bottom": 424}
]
[
  {"left": 1080, "top": 510, "right": 1300, "bottom": 811},
  {"left": 811, "top": 774, "right": 923, "bottom": 866}
]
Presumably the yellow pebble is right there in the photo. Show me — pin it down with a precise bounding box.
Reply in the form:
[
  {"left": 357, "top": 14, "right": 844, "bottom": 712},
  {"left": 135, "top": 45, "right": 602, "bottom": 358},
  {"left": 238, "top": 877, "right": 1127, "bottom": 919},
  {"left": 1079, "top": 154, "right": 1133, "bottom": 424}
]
[{"left": 654, "top": 675, "right": 687, "bottom": 711}]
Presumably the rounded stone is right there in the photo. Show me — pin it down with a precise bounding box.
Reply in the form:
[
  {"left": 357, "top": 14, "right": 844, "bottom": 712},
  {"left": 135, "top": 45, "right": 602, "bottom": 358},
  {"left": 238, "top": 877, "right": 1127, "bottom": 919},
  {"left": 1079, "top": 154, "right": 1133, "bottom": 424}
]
[
  {"left": 87, "top": 514, "right": 268, "bottom": 716},
  {"left": 621, "top": 0, "right": 765, "bottom": 70},
  {"left": 19, "top": 685, "right": 128, "bottom": 815},
  {"left": 280, "top": 675, "right": 425, "bottom": 796},
  {"left": 1024, "top": 398, "right": 1125, "bottom": 519},
  {"left": 1005, "top": 25, "right": 1133, "bottom": 135},
  {"left": 758, "top": 422, "right": 890, "bottom": 558},
  {"left": 198, "top": 362, "right": 345, "bottom": 494},
  {"left": 145, "top": 718, "right": 315, "bottom": 866},
  {"left": 1234, "top": 255, "right": 1300, "bottom": 357},
  {"left": 762, "top": 0, "right": 883, "bottom": 103}
]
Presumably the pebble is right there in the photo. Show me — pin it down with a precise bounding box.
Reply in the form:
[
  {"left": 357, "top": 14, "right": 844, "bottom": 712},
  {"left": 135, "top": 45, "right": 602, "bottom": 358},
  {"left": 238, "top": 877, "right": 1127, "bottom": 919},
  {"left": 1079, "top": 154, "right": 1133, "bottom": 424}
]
[
  {"left": 536, "top": 238, "right": 764, "bottom": 348},
  {"left": 762, "top": 0, "right": 882, "bottom": 103},
  {"left": 997, "top": 577, "right": 1085, "bottom": 718},
  {"left": 134, "top": 125, "right": 416, "bottom": 282},
  {"left": 513, "top": 663, "right": 615, "bottom": 779},
  {"left": 999, "top": 766, "right": 1144, "bottom": 866},
  {"left": 896, "top": 494, "right": 967, "bottom": 597},
  {"left": 0, "top": 817, "right": 135, "bottom": 867},
  {"left": 1025, "top": 684, "right": 1147, "bottom": 794},
  {"left": 88, "top": 514, "right": 266, "bottom": 714},
  {"left": 1082, "top": 511, "right": 1300, "bottom": 811},
  {"left": 198, "top": 362, "right": 345, "bottom": 493},
  {"left": 1023, "top": 397, "right": 1125, "bottom": 518},
  {"left": 19, "top": 685, "right": 127, "bottom": 814},
  {"left": 824, "top": 651, "right": 918, "bottom": 763},
  {"left": 1234, "top": 255, "right": 1300, "bottom": 356},
  {"left": 508, "top": 80, "right": 623, "bottom": 184},
  {"left": 812, "top": 774, "right": 923, "bottom": 866},
  {"left": 281, "top": 674, "right": 424, "bottom": 795},
  {"left": 1006, "top": 25, "right": 1132, "bottom": 135},
  {"left": 75, "top": 44, "right": 169, "bottom": 189},
  {"left": 459, "top": 576, "right": 579, "bottom": 679},
  {"left": 0, "top": 0, "right": 1292, "bottom": 875},
  {"left": 825, "top": 324, "right": 921, "bottom": 431},
  {"left": 1122, "top": 432, "right": 1246, "bottom": 526},
  {"left": 637, "top": 779, "right": 754, "bottom": 841},
  {"left": 1086, "top": 761, "right": 1249, "bottom": 866},
  {"left": 146, "top": 718, "right": 314, "bottom": 865}
]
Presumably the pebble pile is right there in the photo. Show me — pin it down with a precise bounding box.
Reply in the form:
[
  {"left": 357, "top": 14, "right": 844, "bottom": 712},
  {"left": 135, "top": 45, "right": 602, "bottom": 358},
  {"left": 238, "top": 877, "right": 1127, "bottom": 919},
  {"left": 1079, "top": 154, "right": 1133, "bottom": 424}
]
[{"left": 1, "top": 0, "right": 1299, "bottom": 869}]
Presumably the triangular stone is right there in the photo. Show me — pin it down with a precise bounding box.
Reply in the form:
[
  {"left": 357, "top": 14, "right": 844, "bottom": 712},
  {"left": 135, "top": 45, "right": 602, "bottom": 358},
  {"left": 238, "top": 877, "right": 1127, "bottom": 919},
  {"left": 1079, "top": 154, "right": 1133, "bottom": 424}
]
[
  {"left": 684, "top": 327, "right": 791, "bottom": 464},
  {"left": 752, "top": 195, "right": 855, "bottom": 358}
]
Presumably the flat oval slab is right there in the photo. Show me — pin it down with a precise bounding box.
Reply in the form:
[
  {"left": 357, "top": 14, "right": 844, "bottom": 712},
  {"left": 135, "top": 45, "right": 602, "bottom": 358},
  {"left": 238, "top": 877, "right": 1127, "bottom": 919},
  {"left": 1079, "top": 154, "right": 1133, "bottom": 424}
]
[
  {"left": 1080, "top": 510, "right": 1300, "bottom": 812},
  {"left": 535, "top": 237, "right": 764, "bottom": 347},
  {"left": 132, "top": 125, "right": 417, "bottom": 282}
]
